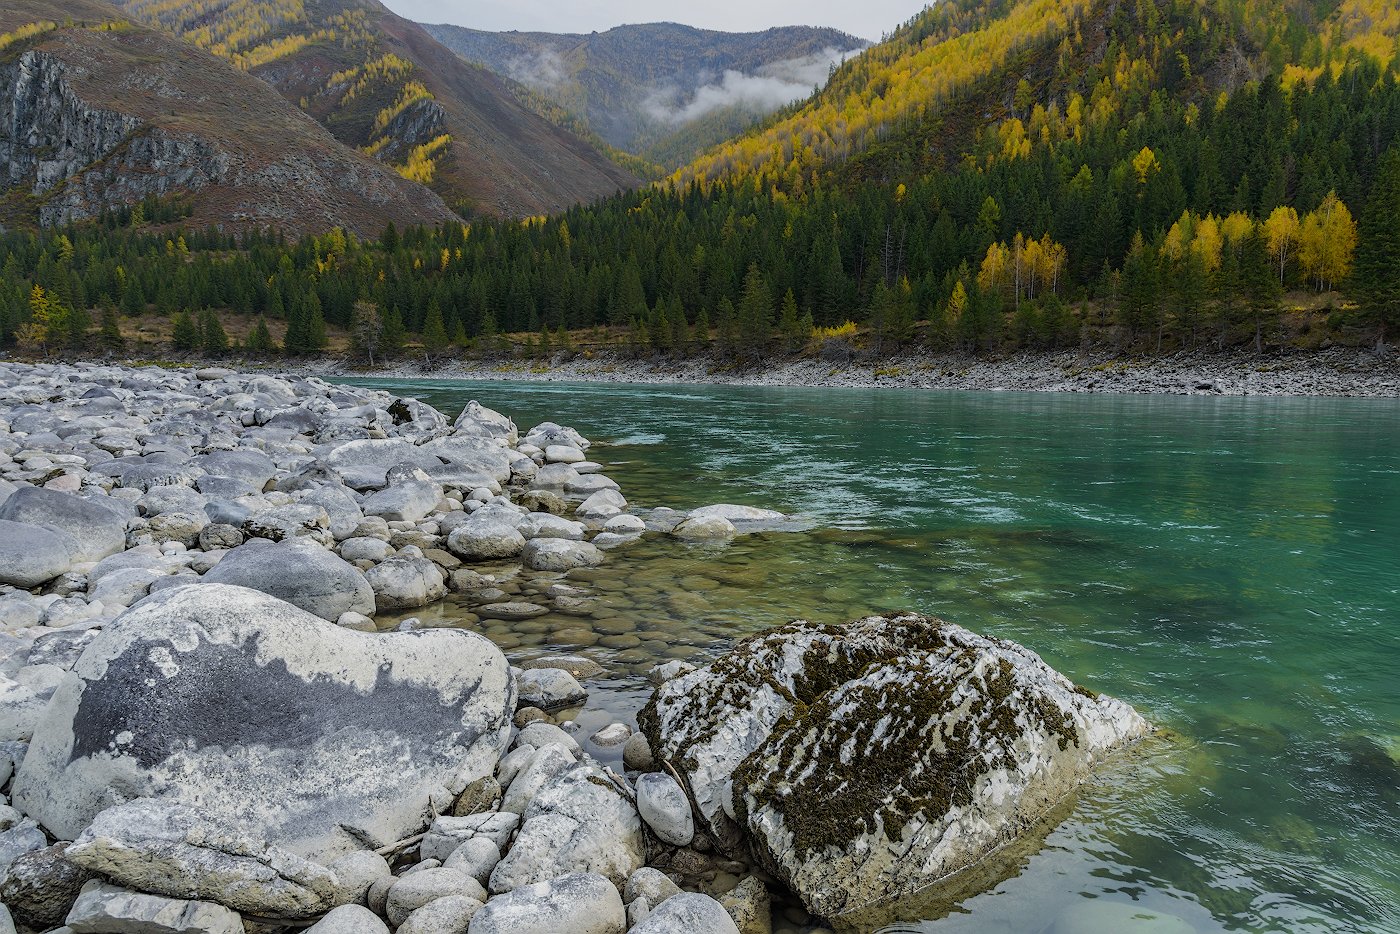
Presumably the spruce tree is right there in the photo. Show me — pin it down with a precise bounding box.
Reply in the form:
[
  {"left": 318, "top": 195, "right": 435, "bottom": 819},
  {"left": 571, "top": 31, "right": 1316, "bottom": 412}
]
[
  {"left": 778, "top": 289, "right": 805, "bottom": 352},
  {"left": 380, "top": 306, "right": 405, "bottom": 356},
  {"left": 200, "top": 310, "right": 229, "bottom": 355},
  {"left": 1353, "top": 149, "right": 1400, "bottom": 347},
  {"left": 422, "top": 299, "right": 449, "bottom": 356},
  {"left": 171, "top": 310, "right": 200, "bottom": 352},
  {"left": 247, "top": 316, "right": 276, "bottom": 354},
  {"left": 737, "top": 264, "right": 773, "bottom": 361},
  {"left": 99, "top": 305, "right": 123, "bottom": 351}
]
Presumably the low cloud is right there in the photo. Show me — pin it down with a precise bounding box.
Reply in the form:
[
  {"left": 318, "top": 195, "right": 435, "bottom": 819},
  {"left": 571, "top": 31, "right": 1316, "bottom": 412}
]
[
  {"left": 506, "top": 48, "right": 567, "bottom": 89},
  {"left": 643, "top": 46, "right": 863, "bottom": 125}
]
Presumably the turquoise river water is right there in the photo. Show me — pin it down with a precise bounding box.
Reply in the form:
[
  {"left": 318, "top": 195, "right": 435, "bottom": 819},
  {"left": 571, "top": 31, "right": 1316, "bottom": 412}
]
[{"left": 348, "top": 378, "right": 1400, "bottom": 934}]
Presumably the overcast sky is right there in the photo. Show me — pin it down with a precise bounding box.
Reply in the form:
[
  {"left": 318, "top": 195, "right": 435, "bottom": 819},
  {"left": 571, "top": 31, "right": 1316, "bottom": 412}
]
[{"left": 385, "top": 1, "right": 927, "bottom": 43}]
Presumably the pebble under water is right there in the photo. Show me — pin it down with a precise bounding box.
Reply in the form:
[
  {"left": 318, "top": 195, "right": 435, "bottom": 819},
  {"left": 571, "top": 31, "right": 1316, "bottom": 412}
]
[{"left": 344, "top": 377, "right": 1400, "bottom": 934}]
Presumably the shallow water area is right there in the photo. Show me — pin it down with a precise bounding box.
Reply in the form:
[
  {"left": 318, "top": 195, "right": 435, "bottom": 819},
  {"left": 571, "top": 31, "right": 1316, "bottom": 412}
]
[{"left": 344, "top": 377, "right": 1400, "bottom": 934}]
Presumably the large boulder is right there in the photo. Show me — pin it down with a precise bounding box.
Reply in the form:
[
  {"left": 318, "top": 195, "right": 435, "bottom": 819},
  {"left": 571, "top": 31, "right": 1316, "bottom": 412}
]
[
  {"left": 639, "top": 614, "right": 1149, "bottom": 921},
  {"left": 203, "top": 538, "right": 375, "bottom": 621},
  {"left": 0, "top": 487, "right": 127, "bottom": 563},
  {"left": 13, "top": 585, "right": 515, "bottom": 861},
  {"left": 0, "top": 519, "right": 75, "bottom": 588}
]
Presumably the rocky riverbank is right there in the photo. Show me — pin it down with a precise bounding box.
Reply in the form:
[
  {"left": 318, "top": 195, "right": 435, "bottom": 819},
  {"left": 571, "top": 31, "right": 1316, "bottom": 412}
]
[
  {"left": 312, "top": 346, "right": 1400, "bottom": 397},
  {"left": 0, "top": 362, "right": 1150, "bottom": 934}
]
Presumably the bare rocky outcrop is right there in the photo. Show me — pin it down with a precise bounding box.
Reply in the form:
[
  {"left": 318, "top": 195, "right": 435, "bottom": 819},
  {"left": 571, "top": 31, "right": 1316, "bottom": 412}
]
[{"left": 0, "top": 19, "right": 457, "bottom": 235}]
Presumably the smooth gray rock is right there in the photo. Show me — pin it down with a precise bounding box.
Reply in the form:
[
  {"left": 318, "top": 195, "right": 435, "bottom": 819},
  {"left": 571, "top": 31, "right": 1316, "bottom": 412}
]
[
  {"left": 363, "top": 481, "right": 440, "bottom": 524},
  {"left": 670, "top": 516, "right": 736, "bottom": 540},
  {"left": 520, "top": 539, "right": 604, "bottom": 572},
  {"left": 515, "top": 722, "right": 581, "bottom": 756},
  {"left": 0, "top": 819, "right": 48, "bottom": 882},
  {"left": 397, "top": 895, "right": 483, "bottom": 934},
  {"left": 499, "top": 745, "right": 576, "bottom": 816},
  {"left": 489, "top": 764, "right": 643, "bottom": 893},
  {"left": 465, "top": 872, "right": 622, "bottom": 934},
  {"left": 622, "top": 867, "right": 681, "bottom": 906},
  {"left": 450, "top": 402, "right": 516, "bottom": 445},
  {"left": 65, "top": 881, "right": 243, "bottom": 934},
  {"left": 14, "top": 585, "right": 515, "bottom": 861},
  {"left": 0, "top": 488, "right": 127, "bottom": 563},
  {"left": 446, "top": 509, "right": 524, "bottom": 562},
  {"left": 304, "top": 904, "right": 389, "bottom": 934},
  {"left": 203, "top": 538, "right": 375, "bottom": 621},
  {"left": 635, "top": 773, "right": 695, "bottom": 847},
  {"left": 575, "top": 489, "right": 626, "bottom": 521},
  {"left": 688, "top": 505, "right": 785, "bottom": 523},
  {"left": 441, "top": 837, "right": 500, "bottom": 887},
  {"left": 385, "top": 868, "right": 487, "bottom": 926},
  {"left": 622, "top": 733, "right": 655, "bottom": 772},
  {"left": 0, "top": 519, "right": 75, "bottom": 587},
  {"left": 627, "top": 893, "right": 740, "bottom": 934},
  {"left": 65, "top": 802, "right": 342, "bottom": 917},
  {"left": 515, "top": 668, "right": 587, "bottom": 712},
  {"left": 0, "top": 676, "right": 46, "bottom": 742},
  {"left": 365, "top": 557, "right": 446, "bottom": 611},
  {"left": 639, "top": 614, "right": 1151, "bottom": 920}
]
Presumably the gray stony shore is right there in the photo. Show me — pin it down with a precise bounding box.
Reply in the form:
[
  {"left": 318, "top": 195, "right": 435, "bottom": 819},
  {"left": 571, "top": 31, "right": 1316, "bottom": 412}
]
[
  {"left": 309, "top": 346, "right": 1400, "bottom": 397},
  {"left": 0, "top": 361, "right": 1158, "bottom": 934}
]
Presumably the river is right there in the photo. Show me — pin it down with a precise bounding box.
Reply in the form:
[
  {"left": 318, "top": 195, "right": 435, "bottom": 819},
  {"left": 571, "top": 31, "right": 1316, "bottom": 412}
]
[{"left": 345, "top": 378, "right": 1400, "bottom": 934}]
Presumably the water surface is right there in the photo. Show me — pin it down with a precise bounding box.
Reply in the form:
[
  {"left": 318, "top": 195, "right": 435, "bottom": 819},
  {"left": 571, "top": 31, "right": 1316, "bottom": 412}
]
[{"left": 347, "top": 378, "right": 1400, "bottom": 934}]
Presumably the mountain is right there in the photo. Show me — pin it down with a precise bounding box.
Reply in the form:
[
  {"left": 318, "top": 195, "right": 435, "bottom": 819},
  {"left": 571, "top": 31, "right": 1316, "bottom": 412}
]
[
  {"left": 674, "top": 0, "right": 1400, "bottom": 190},
  {"left": 423, "top": 21, "right": 866, "bottom": 168},
  {"left": 0, "top": 0, "right": 455, "bottom": 235},
  {"left": 106, "top": 0, "right": 640, "bottom": 218}
]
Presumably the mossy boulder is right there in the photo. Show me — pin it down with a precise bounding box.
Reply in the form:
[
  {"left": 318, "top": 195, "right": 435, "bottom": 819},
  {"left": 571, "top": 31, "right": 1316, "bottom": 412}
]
[{"left": 638, "top": 614, "right": 1149, "bottom": 921}]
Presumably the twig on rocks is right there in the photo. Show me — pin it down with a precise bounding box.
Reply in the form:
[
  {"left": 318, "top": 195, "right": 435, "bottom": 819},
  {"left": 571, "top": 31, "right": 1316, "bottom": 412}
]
[{"left": 375, "top": 832, "right": 427, "bottom": 857}]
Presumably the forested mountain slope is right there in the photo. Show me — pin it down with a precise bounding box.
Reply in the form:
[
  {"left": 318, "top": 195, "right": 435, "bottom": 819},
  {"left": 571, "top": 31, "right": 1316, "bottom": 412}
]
[
  {"left": 4, "top": 0, "right": 1400, "bottom": 360},
  {"left": 0, "top": 0, "right": 455, "bottom": 235},
  {"left": 425, "top": 22, "right": 865, "bottom": 168},
  {"left": 107, "top": 0, "right": 640, "bottom": 217},
  {"left": 675, "top": 0, "right": 1400, "bottom": 189}
]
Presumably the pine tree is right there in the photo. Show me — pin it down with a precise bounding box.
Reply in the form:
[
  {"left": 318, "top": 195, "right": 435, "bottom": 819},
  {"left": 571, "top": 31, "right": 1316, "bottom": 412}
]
[
  {"left": 305, "top": 293, "right": 328, "bottom": 352},
  {"left": 422, "top": 298, "right": 449, "bottom": 357},
  {"left": 99, "top": 305, "right": 123, "bottom": 351},
  {"left": 171, "top": 310, "right": 200, "bottom": 352},
  {"left": 737, "top": 263, "right": 773, "bottom": 361},
  {"left": 777, "top": 289, "right": 806, "bottom": 352},
  {"left": 380, "top": 306, "right": 405, "bottom": 356},
  {"left": 1352, "top": 149, "right": 1400, "bottom": 347},
  {"left": 1241, "top": 230, "right": 1282, "bottom": 354},
  {"left": 200, "top": 310, "right": 229, "bottom": 355},
  {"left": 692, "top": 307, "right": 711, "bottom": 350},
  {"left": 246, "top": 316, "right": 275, "bottom": 354}
]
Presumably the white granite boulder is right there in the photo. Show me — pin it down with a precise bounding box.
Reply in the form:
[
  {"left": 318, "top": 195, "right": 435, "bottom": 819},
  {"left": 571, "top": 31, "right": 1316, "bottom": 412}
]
[{"left": 13, "top": 585, "right": 515, "bottom": 861}]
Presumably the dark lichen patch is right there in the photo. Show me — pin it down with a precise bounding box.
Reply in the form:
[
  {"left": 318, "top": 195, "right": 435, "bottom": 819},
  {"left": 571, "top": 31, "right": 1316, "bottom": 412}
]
[{"left": 71, "top": 632, "right": 477, "bottom": 768}]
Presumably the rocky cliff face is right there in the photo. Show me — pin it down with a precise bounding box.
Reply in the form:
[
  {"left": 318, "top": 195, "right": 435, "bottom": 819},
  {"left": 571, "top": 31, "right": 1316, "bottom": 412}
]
[{"left": 0, "top": 10, "right": 458, "bottom": 235}]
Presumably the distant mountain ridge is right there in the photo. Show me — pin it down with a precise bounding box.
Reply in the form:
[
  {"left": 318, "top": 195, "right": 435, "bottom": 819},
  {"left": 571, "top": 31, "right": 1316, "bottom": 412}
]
[
  {"left": 0, "top": 0, "right": 456, "bottom": 235},
  {"left": 105, "top": 0, "right": 640, "bottom": 218},
  {"left": 424, "top": 21, "right": 867, "bottom": 168}
]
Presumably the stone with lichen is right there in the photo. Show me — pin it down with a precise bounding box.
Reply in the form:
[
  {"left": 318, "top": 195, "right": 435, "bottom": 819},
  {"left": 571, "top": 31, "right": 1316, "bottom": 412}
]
[{"left": 640, "top": 613, "right": 1149, "bottom": 921}]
